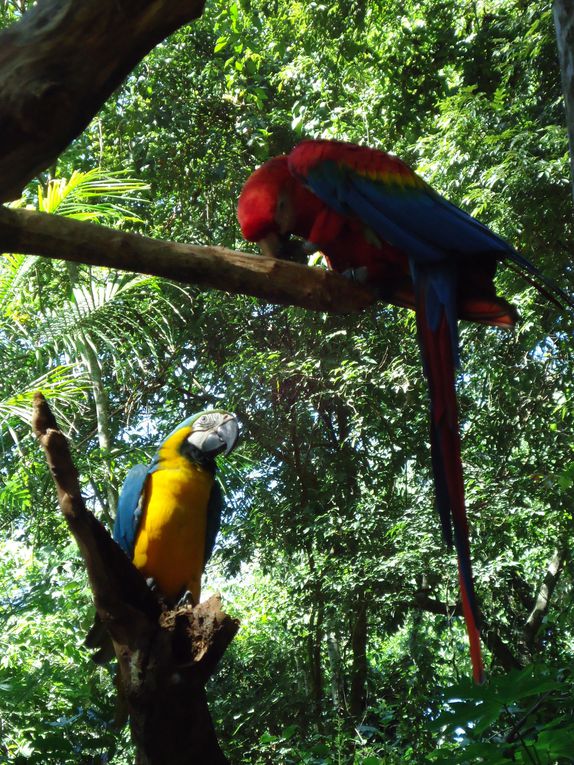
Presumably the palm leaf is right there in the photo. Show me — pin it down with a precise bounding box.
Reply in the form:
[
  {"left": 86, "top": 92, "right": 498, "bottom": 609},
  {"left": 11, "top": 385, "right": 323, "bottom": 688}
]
[
  {"left": 37, "top": 169, "right": 149, "bottom": 224},
  {"left": 0, "top": 365, "right": 88, "bottom": 429}
]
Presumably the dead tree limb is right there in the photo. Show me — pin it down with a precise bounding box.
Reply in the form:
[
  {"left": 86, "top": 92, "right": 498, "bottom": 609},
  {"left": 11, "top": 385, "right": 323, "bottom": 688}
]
[
  {"left": 523, "top": 546, "right": 566, "bottom": 651},
  {"left": 0, "top": 206, "right": 376, "bottom": 313},
  {"left": 32, "top": 392, "right": 238, "bottom": 765},
  {"left": 0, "top": 0, "right": 206, "bottom": 202},
  {"left": 412, "top": 587, "right": 523, "bottom": 672}
]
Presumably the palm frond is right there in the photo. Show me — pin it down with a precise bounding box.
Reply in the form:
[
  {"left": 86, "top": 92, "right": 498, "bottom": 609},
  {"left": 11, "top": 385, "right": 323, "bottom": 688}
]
[
  {"left": 20, "top": 273, "right": 191, "bottom": 378},
  {"left": 0, "top": 364, "right": 88, "bottom": 429},
  {"left": 37, "top": 169, "right": 149, "bottom": 224},
  {"left": 0, "top": 253, "right": 40, "bottom": 315}
]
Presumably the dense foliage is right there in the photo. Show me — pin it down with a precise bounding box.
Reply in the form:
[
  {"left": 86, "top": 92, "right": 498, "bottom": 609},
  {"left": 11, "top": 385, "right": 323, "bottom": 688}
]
[{"left": 1, "top": 1, "right": 573, "bottom": 763}]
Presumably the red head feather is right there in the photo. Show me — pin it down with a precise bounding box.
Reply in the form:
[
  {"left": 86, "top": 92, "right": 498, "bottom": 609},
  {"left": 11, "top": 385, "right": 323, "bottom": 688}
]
[
  {"left": 238, "top": 155, "right": 323, "bottom": 242},
  {"left": 237, "top": 156, "right": 290, "bottom": 241}
]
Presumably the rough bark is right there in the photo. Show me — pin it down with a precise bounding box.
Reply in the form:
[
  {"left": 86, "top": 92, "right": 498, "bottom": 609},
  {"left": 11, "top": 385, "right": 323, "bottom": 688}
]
[
  {"left": 32, "top": 393, "right": 238, "bottom": 765},
  {"left": 0, "top": 0, "right": 206, "bottom": 202},
  {"left": 523, "top": 546, "right": 566, "bottom": 651},
  {"left": 0, "top": 206, "right": 376, "bottom": 314},
  {"left": 326, "top": 632, "right": 345, "bottom": 713},
  {"left": 554, "top": 0, "right": 574, "bottom": 203},
  {"left": 349, "top": 595, "right": 368, "bottom": 717}
]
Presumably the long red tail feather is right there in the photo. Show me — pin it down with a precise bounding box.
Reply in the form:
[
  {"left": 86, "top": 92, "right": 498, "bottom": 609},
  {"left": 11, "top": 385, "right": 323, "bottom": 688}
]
[{"left": 417, "top": 297, "right": 485, "bottom": 684}]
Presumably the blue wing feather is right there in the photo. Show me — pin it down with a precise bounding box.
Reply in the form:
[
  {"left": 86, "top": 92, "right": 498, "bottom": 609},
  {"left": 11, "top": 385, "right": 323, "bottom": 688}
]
[
  {"left": 304, "top": 160, "right": 515, "bottom": 263},
  {"left": 113, "top": 463, "right": 149, "bottom": 557}
]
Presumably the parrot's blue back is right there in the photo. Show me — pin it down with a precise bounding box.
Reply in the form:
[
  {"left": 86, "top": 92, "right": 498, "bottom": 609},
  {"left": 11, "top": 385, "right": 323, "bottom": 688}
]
[
  {"left": 113, "top": 463, "right": 149, "bottom": 557},
  {"left": 302, "top": 158, "right": 516, "bottom": 265}
]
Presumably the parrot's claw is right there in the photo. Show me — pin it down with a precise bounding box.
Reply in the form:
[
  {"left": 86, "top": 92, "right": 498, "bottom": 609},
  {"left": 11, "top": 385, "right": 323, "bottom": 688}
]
[
  {"left": 146, "top": 577, "right": 169, "bottom": 608},
  {"left": 341, "top": 266, "right": 370, "bottom": 284},
  {"left": 146, "top": 577, "right": 158, "bottom": 592},
  {"left": 176, "top": 590, "right": 196, "bottom": 608}
]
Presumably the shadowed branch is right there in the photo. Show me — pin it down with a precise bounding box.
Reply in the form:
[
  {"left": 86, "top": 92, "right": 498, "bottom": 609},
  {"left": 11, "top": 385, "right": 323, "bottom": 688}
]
[{"left": 0, "top": 206, "right": 376, "bottom": 313}]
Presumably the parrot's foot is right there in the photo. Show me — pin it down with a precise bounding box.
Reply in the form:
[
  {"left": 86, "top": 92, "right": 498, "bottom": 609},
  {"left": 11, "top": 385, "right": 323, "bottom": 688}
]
[
  {"left": 146, "top": 577, "right": 170, "bottom": 609},
  {"left": 341, "top": 266, "right": 369, "bottom": 284},
  {"left": 176, "top": 590, "right": 196, "bottom": 608},
  {"left": 146, "top": 577, "right": 159, "bottom": 592}
]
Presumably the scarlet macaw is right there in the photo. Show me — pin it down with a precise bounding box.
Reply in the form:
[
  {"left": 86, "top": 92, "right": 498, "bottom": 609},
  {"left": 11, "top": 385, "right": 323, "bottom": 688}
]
[
  {"left": 237, "top": 139, "right": 566, "bottom": 683},
  {"left": 87, "top": 410, "right": 239, "bottom": 661}
]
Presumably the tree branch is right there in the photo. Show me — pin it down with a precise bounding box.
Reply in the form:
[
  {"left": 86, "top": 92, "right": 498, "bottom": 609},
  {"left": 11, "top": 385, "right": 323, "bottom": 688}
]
[
  {"left": 0, "top": 206, "right": 376, "bottom": 313},
  {"left": 32, "top": 392, "right": 238, "bottom": 764},
  {"left": 0, "top": 0, "right": 206, "bottom": 202},
  {"left": 412, "top": 588, "right": 522, "bottom": 671},
  {"left": 412, "top": 589, "right": 463, "bottom": 618},
  {"left": 523, "top": 546, "right": 566, "bottom": 649}
]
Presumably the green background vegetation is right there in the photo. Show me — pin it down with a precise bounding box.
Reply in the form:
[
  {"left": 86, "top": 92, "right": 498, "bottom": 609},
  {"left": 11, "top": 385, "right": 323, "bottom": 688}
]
[{"left": 1, "top": 0, "right": 573, "bottom": 762}]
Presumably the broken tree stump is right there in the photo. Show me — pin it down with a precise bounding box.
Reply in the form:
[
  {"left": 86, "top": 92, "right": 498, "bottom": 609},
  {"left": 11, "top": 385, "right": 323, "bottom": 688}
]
[{"left": 32, "top": 392, "right": 238, "bottom": 765}]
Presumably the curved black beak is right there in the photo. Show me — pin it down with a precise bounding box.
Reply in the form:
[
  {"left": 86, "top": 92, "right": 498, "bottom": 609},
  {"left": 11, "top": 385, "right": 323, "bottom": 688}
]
[{"left": 258, "top": 233, "right": 308, "bottom": 264}]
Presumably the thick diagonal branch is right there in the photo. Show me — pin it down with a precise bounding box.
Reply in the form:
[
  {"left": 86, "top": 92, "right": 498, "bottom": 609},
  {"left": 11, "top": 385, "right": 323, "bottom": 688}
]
[
  {"left": 0, "top": 0, "right": 206, "bottom": 202},
  {"left": 523, "top": 546, "right": 566, "bottom": 649},
  {"left": 0, "top": 206, "right": 376, "bottom": 313},
  {"left": 32, "top": 391, "right": 158, "bottom": 633},
  {"left": 412, "top": 587, "right": 522, "bottom": 672}
]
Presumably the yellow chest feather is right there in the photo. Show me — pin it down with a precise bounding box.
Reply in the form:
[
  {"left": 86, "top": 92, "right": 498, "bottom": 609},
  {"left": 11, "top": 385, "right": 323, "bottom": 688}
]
[{"left": 132, "top": 455, "right": 214, "bottom": 602}]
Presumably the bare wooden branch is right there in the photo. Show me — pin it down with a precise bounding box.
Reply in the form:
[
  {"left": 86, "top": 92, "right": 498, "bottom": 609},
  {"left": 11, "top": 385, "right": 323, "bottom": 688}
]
[
  {"left": 0, "top": 0, "right": 206, "bottom": 202},
  {"left": 0, "top": 206, "right": 377, "bottom": 313},
  {"left": 412, "top": 587, "right": 523, "bottom": 672},
  {"left": 32, "top": 392, "right": 238, "bottom": 765},
  {"left": 523, "top": 546, "right": 566, "bottom": 649}
]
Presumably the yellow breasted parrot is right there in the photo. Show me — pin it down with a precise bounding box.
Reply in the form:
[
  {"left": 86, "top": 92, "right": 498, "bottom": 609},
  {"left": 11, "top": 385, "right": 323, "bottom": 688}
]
[{"left": 86, "top": 410, "right": 239, "bottom": 662}]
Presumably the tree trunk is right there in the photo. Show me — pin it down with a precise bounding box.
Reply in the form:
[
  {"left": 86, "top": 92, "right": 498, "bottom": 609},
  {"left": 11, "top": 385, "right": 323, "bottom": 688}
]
[
  {"left": 326, "top": 632, "right": 345, "bottom": 713},
  {"left": 307, "top": 599, "right": 324, "bottom": 720},
  {"left": 64, "top": 261, "right": 119, "bottom": 519},
  {"left": 554, "top": 0, "right": 574, "bottom": 203},
  {"left": 75, "top": 331, "right": 118, "bottom": 518},
  {"left": 349, "top": 593, "right": 368, "bottom": 717}
]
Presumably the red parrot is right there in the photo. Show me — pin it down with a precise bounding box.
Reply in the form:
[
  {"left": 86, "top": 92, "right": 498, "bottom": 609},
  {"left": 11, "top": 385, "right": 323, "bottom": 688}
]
[{"left": 237, "top": 139, "right": 567, "bottom": 684}]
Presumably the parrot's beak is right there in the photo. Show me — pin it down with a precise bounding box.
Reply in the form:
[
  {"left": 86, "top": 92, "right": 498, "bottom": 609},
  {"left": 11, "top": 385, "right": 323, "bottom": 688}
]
[
  {"left": 258, "top": 232, "right": 283, "bottom": 259},
  {"left": 258, "top": 233, "right": 308, "bottom": 264},
  {"left": 187, "top": 413, "right": 239, "bottom": 459},
  {"left": 215, "top": 414, "right": 239, "bottom": 456}
]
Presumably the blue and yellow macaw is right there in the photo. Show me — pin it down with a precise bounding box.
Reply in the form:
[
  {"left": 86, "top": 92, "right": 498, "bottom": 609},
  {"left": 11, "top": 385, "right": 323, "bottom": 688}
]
[
  {"left": 87, "top": 410, "right": 238, "bottom": 661},
  {"left": 114, "top": 410, "right": 239, "bottom": 604}
]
